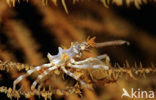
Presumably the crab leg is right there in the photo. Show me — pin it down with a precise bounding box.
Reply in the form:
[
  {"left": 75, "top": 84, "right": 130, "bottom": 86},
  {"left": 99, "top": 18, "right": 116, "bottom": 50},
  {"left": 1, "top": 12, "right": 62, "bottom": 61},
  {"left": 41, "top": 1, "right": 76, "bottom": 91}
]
[
  {"left": 68, "top": 62, "right": 109, "bottom": 70},
  {"left": 13, "top": 63, "right": 52, "bottom": 90},
  {"left": 61, "top": 66, "right": 86, "bottom": 86},
  {"left": 70, "top": 57, "right": 101, "bottom": 65},
  {"left": 71, "top": 55, "right": 110, "bottom": 64},
  {"left": 97, "top": 54, "right": 110, "bottom": 61},
  {"left": 31, "top": 66, "right": 57, "bottom": 90}
]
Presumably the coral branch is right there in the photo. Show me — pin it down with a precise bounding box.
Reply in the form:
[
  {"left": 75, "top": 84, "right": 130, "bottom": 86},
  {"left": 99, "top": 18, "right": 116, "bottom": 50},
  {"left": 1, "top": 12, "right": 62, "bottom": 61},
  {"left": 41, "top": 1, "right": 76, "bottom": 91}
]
[{"left": 0, "top": 60, "right": 33, "bottom": 72}]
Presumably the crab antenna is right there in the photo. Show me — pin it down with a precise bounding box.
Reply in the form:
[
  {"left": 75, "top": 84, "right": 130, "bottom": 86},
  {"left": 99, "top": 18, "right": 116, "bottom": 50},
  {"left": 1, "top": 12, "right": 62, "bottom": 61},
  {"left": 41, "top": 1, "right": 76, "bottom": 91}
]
[{"left": 95, "top": 40, "right": 130, "bottom": 48}]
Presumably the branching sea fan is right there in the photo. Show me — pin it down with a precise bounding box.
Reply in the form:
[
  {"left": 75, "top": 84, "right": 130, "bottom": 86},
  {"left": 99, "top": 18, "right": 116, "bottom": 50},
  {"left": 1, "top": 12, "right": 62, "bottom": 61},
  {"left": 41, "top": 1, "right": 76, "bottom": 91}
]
[{"left": 0, "top": 0, "right": 156, "bottom": 100}]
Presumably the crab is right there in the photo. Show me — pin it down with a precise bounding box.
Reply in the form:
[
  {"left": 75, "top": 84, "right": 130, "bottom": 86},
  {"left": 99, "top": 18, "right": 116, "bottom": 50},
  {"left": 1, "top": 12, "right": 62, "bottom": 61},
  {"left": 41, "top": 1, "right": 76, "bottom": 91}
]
[{"left": 13, "top": 37, "right": 128, "bottom": 90}]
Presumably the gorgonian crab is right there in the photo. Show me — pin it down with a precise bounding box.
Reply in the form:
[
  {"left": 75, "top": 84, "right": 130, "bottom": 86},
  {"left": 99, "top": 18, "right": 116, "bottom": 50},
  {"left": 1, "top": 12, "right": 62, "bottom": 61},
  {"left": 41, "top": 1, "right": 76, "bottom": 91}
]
[{"left": 13, "top": 37, "right": 128, "bottom": 91}]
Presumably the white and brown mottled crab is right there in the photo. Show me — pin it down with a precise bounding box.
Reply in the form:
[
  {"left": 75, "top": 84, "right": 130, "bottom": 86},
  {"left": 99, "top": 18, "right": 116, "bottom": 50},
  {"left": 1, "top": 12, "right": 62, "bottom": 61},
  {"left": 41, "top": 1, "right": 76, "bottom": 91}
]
[{"left": 13, "top": 37, "right": 128, "bottom": 90}]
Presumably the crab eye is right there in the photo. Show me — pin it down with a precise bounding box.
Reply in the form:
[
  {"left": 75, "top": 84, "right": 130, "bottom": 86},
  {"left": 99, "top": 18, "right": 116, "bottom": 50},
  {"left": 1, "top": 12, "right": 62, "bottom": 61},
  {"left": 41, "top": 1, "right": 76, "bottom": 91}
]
[
  {"left": 80, "top": 42, "right": 88, "bottom": 50},
  {"left": 80, "top": 45, "right": 86, "bottom": 50}
]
